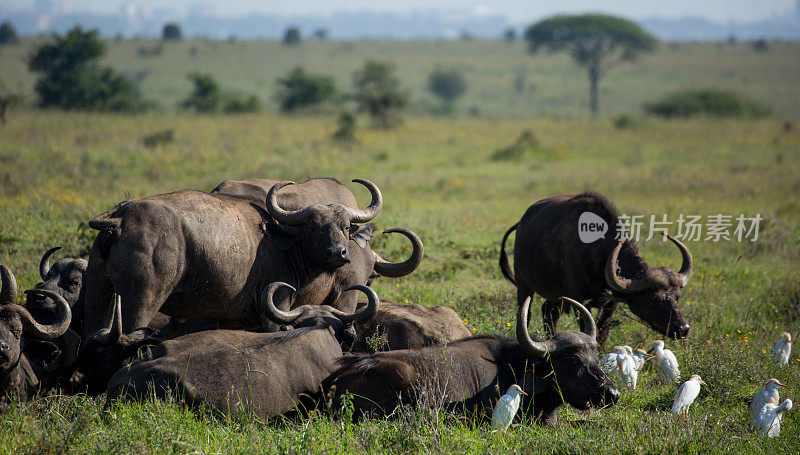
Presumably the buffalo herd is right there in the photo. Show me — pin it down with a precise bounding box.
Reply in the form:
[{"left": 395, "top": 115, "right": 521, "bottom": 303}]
[{"left": 1, "top": 178, "right": 696, "bottom": 425}]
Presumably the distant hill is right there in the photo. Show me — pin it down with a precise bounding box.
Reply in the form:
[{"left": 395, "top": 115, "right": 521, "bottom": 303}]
[{"left": 0, "top": 7, "right": 799, "bottom": 41}]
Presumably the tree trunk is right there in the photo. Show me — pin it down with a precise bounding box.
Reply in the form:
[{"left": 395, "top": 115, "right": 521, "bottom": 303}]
[{"left": 588, "top": 64, "right": 599, "bottom": 116}]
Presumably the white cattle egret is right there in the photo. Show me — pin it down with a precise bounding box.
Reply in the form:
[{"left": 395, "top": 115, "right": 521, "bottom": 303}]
[
  {"left": 771, "top": 332, "right": 792, "bottom": 365},
  {"left": 671, "top": 374, "right": 707, "bottom": 415},
  {"left": 491, "top": 384, "right": 527, "bottom": 432},
  {"left": 749, "top": 378, "right": 788, "bottom": 428},
  {"left": 614, "top": 346, "right": 638, "bottom": 389},
  {"left": 652, "top": 340, "right": 680, "bottom": 383},
  {"left": 632, "top": 348, "right": 653, "bottom": 371},
  {"left": 601, "top": 345, "right": 633, "bottom": 376},
  {"left": 755, "top": 398, "right": 792, "bottom": 437}
]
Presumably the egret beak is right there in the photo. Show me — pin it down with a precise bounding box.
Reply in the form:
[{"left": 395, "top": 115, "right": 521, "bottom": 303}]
[
  {"left": 699, "top": 379, "right": 708, "bottom": 387},
  {"left": 520, "top": 390, "right": 528, "bottom": 396},
  {"left": 777, "top": 381, "right": 789, "bottom": 388}
]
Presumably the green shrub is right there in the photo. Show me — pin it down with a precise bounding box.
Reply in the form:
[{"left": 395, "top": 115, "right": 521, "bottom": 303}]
[
  {"left": 180, "top": 71, "right": 221, "bottom": 113},
  {"left": 223, "top": 94, "right": 261, "bottom": 113},
  {"left": 644, "top": 89, "right": 769, "bottom": 118},
  {"left": 332, "top": 111, "right": 356, "bottom": 142},
  {"left": 352, "top": 60, "right": 407, "bottom": 128},
  {"left": 0, "top": 21, "right": 19, "bottom": 45},
  {"left": 28, "top": 26, "right": 149, "bottom": 112},
  {"left": 142, "top": 129, "right": 174, "bottom": 148},
  {"left": 427, "top": 68, "right": 467, "bottom": 114},
  {"left": 274, "top": 66, "right": 336, "bottom": 112},
  {"left": 162, "top": 23, "right": 182, "bottom": 41},
  {"left": 613, "top": 113, "right": 635, "bottom": 129}
]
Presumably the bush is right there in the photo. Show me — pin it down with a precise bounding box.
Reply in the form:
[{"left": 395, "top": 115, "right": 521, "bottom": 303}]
[
  {"left": 180, "top": 71, "right": 221, "bottom": 113},
  {"left": 142, "top": 129, "right": 174, "bottom": 148},
  {"left": 0, "top": 21, "right": 19, "bottom": 45},
  {"left": 223, "top": 94, "right": 261, "bottom": 113},
  {"left": 352, "top": 60, "right": 407, "bottom": 128},
  {"left": 644, "top": 89, "right": 769, "bottom": 118},
  {"left": 180, "top": 72, "right": 260, "bottom": 114},
  {"left": 333, "top": 111, "right": 356, "bottom": 142},
  {"left": 28, "top": 26, "right": 149, "bottom": 112},
  {"left": 274, "top": 66, "right": 336, "bottom": 112},
  {"left": 428, "top": 68, "right": 467, "bottom": 113},
  {"left": 613, "top": 113, "right": 635, "bottom": 129},
  {"left": 282, "top": 27, "right": 301, "bottom": 46},
  {"left": 162, "top": 23, "right": 182, "bottom": 41}
]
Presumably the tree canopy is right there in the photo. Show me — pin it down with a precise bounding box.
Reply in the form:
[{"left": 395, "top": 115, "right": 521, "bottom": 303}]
[{"left": 525, "top": 14, "right": 657, "bottom": 114}]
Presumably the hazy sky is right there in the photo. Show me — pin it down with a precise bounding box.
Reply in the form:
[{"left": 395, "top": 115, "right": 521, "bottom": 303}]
[{"left": 7, "top": 0, "right": 798, "bottom": 23}]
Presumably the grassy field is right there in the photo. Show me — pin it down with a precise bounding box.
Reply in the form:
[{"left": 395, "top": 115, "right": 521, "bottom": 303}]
[
  {"left": 0, "top": 38, "right": 800, "bottom": 453},
  {"left": 1, "top": 39, "right": 800, "bottom": 118}
]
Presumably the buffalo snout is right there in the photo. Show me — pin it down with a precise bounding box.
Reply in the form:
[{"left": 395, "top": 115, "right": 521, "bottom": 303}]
[
  {"left": 604, "top": 385, "right": 620, "bottom": 407},
  {"left": 324, "top": 245, "right": 351, "bottom": 267}
]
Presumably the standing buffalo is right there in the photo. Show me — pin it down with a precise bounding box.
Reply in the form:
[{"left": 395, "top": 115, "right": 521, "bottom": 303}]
[
  {"left": 81, "top": 179, "right": 383, "bottom": 341},
  {"left": 211, "top": 177, "right": 423, "bottom": 314},
  {"left": 499, "top": 192, "right": 693, "bottom": 343},
  {"left": 0, "top": 265, "right": 72, "bottom": 408},
  {"left": 324, "top": 296, "right": 619, "bottom": 425},
  {"left": 106, "top": 283, "right": 378, "bottom": 419},
  {"left": 351, "top": 301, "right": 471, "bottom": 352}
]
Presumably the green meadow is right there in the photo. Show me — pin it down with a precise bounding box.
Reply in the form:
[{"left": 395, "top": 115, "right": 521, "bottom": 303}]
[{"left": 0, "top": 38, "right": 799, "bottom": 453}]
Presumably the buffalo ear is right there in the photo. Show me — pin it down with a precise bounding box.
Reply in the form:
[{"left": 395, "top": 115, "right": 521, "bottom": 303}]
[
  {"left": 26, "top": 340, "right": 62, "bottom": 365},
  {"left": 266, "top": 223, "right": 297, "bottom": 251},
  {"left": 351, "top": 223, "right": 377, "bottom": 249}
]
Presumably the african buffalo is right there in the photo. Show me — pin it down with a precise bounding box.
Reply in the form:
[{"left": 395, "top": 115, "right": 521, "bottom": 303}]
[
  {"left": 499, "top": 192, "right": 693, "bottom": 343},
  {"left": 324, "top": 296, "right": 619, "bottom": 425},
  {"left": 0, "top": 265, "right": 71, "bottom": 408},
  {"left": 106, "top": 283, "right": 379, "bottom": 419},
  {"left": 81, "top": 179, "right": 383, "bottom": 342},
  {"left": 211, "top": 177, "right": 424, "bottom": 314},
  {"left": 351, "top": 301, "right": 471, "bottom": 352}
]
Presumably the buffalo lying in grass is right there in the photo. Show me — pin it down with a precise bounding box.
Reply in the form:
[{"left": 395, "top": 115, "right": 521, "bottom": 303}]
[
  {"left": 351, "top": 301, "right": 471, "bottom": 352},
  {"left": 106, "top": 283, "right": 378, "bottom": 419},
  {"left": 0, "top": 266, "right": 71, "bottom": 408},
  {"left": 500, "top": 192, "right": 692, "bottom": 344},
  {"left": 324, "top": 296, "right": 619, "bottom": 425}
]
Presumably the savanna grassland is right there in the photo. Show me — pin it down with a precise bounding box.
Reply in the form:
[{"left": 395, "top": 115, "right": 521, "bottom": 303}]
[{"left": 0, "top": 38, "right": 800, "bottom": 453}]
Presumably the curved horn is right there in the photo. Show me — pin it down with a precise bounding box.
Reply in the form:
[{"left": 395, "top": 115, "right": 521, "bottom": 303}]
[
  {"left": 18, "top": 290, "right": 72, "bottom": 340},
  {"left": 346, "top": 179, "right": 382, "bottom": 223},
  {"left": 39, "top": 246, "right": 62, "bottom": 280},
  {"left": 516, "top": 296, "right": 557, "bottom": 358},
  {"left": 90, "top": 294, "right": 122, "bottom": 347},
  {"left": 604, "top": 240, "right": 652, "bottom": 293},
  {"left": 0, "top": 264, "right": 18, "bottom": 305},
  {"left": 333, "top": 285, "right": 379, "bottom": 324},
  {"left": 561, "top": 297, "right": 597, "bottom": 340},
  {"left": 266, "top": 181, "right": 314, "bottom": 225},
  {"left": 260, "top": 282, "right": 304, "bottom": 324},
  {"left": 373, "top": 228, "right": 424, "bottom": 278},
  {"left": 667, "top": 235, "right": 693, "bottom": 286}
]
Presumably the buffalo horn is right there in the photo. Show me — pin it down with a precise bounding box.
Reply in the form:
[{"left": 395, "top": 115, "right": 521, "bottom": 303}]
[
  {"left": 561, "top": 296, "right": 597, "bottom": 340},
  {"left": 373, "top": 228, "right": 424, "bottom": 278},
  {"left": 261, "top": 282, "right": 305, "bottom": 324},
  {"left": 667, "top": 235, "right": 693, "bottom": 286},
  {"left": 1, "top": 265, "right": 18, "bottom": 305},
  {"left": 516, "top": 296, "right": 558, "bottom": 358},
  {"left": 18, "top": 290, "right": 72, "bottom": 340},
  {"left": 604, "top": 240, "right": 652, "bottom": 293},
  {"left": 90, "top": 294, "right": 122, "bottom": 347},
  {"left": 39, "top": 246, "right": 62, "bottom": 280},
  {"left": 266, "top": 181, "right": 315, "bottom": 225},
  {"left": 346, "top": 179, "right": 383, "bottom": 223},
  {"left": 330, "top": 285, "right": 379, "bottom": 324}
]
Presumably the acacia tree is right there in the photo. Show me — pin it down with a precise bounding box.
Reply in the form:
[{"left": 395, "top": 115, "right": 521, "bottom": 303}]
[{"left": 525, "top": 14, "right": 656, "bottom": 115}]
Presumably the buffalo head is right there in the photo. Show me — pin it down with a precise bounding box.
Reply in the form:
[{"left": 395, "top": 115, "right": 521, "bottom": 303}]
[
  {"left": 266, "top": 179, "right": 382, "bottom": 271},
  {"left": 262, "top": 281, "right": 378, "bottom": 345},
  {"left": 0, "top": 265, "right": 72, "bottom": 380},
  {"left": 517, "top": 295, "right": 619, "bottom": 410},
  {"left": 605, "top": 235, "right": 692, "bottom": 339},
  {"left": 25, "top": 247, "right": 87, "bottom": 327}
]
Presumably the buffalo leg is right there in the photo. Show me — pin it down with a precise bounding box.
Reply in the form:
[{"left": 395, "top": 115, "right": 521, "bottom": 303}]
[
  {"left": 594, "top": 301, "right": 618, "bottom": 346},
  {"left": 541, "top": 299, "right": 562, "bottom": 336}
]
